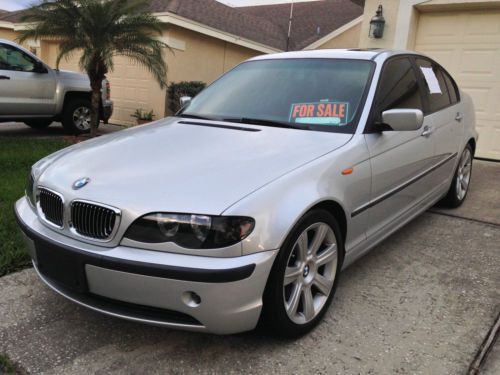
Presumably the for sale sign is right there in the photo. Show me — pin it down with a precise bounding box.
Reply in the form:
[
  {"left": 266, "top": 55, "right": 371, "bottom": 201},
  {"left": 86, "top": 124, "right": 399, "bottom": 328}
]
[{"left": 289, "top": 101, "right": 349, "bottom": 126}]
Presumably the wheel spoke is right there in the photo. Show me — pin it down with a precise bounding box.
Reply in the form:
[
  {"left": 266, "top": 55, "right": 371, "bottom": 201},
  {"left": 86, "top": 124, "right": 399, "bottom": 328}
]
[
  {"left": 302, "top": 286, "right": 315, "bottom": 320},
  {"left": 297, "top": 232, "right": 308, "bottom": 262},
  {"left": 284, "top": 266, "right": 301, "bottom": 286},
  {"left": 286, "top": 283, "right": 302, "bottom": 316},
  {"left": 461, "top": 179, "right": 468, "bottom": 190},
  {"left": 315, "top": 244, "right": 337, "bottom": 266},
  {"left": 314, "top": 274, "right": 333, "bottom": 296},
  {"left": 310, "top": 224, "right": 328, "bottom": 254}
]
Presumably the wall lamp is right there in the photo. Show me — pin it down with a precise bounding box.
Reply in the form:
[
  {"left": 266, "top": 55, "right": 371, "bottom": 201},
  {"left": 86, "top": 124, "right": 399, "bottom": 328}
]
[{"left": 369, "top": 5, "right": 386, "bottom": 39}]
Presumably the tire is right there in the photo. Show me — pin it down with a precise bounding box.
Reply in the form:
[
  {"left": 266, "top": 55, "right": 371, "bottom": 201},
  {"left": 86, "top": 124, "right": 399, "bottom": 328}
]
[
  {"left": 439, "top": 144, "right": 473, "bottom": 208},
  {"left": 261, "top": 209, "right": 344, "bottom": 338},
  {"left": 61, "top": 98, "right": 94, "bottom": 135},
  {"left": 24, "top": 119, "right": 53, "bottom": 129}
]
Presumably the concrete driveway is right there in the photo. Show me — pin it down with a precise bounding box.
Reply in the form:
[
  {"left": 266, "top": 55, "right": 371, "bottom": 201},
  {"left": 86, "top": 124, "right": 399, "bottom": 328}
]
[
  {"left": 0, "top": 160, "right": 498, "bottom": 375},
  {"left": 0, "top": 121, "right": 125, "bottom": 137}
]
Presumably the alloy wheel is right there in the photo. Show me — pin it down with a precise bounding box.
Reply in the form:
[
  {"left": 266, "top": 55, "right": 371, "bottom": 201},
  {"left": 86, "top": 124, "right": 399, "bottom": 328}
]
[
  {"left": 456, "top": 148, "right": 472, "bottom": 201},
  {"left": 72, "top": 106, "right": 91, "bottom": 131},
  {"left": 283, "top": 222, "right": 338, "bottom": 324}
]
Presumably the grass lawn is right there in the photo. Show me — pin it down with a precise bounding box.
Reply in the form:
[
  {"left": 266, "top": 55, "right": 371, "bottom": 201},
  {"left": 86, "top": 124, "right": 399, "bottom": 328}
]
[
  {"left": 0, "top": 138, "right": 68, "bottom": 277},
  {"left": 0, "top": 353, "right": 21, "bottom": 374}
]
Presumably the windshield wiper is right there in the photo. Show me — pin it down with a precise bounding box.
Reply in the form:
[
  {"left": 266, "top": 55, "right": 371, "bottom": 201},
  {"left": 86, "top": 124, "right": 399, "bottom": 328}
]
[
  {"left": 177, "top": 113, "right": 217, "bottom": 121},
  {"left": 223, "top": 117, "right": 293, "bottom": 129}
]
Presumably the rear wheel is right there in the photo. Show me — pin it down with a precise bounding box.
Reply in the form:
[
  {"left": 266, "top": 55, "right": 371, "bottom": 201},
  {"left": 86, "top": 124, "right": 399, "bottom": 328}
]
[
  {"left": 440, "top": 144, "right": 473, "bottom": 208},
  {"left": 62, "top": 98, "right": 94, "bottom": 135},
  {"left": 261, "top": 209, "right": 343, "bottom": 338},
  {"left": 24, "top": 119, "right": 53, "bottom": 129}
]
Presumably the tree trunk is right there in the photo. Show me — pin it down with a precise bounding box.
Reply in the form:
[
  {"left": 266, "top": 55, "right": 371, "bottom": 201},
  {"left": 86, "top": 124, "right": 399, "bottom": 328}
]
[{"left": 90, "top": 81, "right": 101, "bottom": 138}]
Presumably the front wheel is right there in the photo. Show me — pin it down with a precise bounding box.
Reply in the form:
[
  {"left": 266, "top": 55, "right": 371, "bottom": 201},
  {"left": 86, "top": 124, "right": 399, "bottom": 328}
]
[
  {"left": 62, "top": 98, "right": 95, "bottom": 135},
  {"left": 439, "top": 144, "right": 473, "bottom": 208},
  {"left": 261, "top": 209, "right": 343, "bottom": 338}
]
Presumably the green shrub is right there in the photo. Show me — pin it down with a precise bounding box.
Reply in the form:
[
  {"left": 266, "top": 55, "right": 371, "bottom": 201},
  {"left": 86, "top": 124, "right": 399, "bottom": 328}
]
[{"left": 167, "top": 81, "right": 206, "bottom": 114}]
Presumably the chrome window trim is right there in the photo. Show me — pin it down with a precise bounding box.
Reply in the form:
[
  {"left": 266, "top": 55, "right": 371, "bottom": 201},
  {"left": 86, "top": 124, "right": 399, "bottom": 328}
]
[
  {"left": 69, "top": 199, "right": 122, "bottom": 243},
  {"left": 36, "top": 186, "right": 65, "bottom": 230}
]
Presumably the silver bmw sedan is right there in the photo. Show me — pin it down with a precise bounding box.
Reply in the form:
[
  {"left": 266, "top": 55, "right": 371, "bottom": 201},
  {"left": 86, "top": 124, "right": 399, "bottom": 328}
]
[{"left": 15, "top": 49, "right": 477, "bottom": 337}]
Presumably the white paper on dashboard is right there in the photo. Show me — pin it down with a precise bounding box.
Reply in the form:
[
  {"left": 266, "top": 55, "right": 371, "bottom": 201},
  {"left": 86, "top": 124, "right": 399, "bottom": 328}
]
[{"left": 420, "top": 67, "right": 442, "bottom": 94}]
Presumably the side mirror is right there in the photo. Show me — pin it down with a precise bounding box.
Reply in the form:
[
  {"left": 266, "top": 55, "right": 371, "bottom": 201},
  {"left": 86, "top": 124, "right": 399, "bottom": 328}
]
[
  {"left": 33, "top": 61, "right": 48, "bottom": 74},
  {"left": 179, "top": 96, "right": 192, "bottom": 108},
  {"left": 381, "top": 109, "right": 424, "bottom": 132}
]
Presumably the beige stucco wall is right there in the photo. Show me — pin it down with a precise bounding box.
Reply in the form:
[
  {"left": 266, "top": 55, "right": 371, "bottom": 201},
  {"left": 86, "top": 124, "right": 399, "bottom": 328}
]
[
  {"left": 359, "top": 0, "right": 401, "bottom": 48},
  {"left": 315, "top": 22, "right": 362, "bottom": 49},
  {"left": 359, "top": 0, "right": 500, "bottom": 49},
  {"left": 0, "top": 27, "right": 17, "bottom": 41}
]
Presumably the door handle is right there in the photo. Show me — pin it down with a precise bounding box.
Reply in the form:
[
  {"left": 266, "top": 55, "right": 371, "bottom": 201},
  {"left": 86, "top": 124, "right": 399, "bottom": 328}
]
[
  {"left": 455, "top": 112, "right": 463, "bottom": 122},
  {"left": 0, "top": 75, "right": 10, "bottom": 80},
  {"left": 421, "top": 126, "right": 433, "bottom": 137}
]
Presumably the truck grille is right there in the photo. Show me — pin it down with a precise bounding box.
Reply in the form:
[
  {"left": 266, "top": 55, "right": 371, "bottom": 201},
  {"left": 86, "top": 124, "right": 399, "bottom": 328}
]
[
  {"left": 71, "top": 201, "right": 118, "bottom": 240},
  {"left": 39, "top": 188, "right": 64, "bottom": 227}
]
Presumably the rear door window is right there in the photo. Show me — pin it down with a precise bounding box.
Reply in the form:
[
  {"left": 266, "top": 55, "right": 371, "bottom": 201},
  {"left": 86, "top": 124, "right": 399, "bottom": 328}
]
[{"left": 415, "top": 58, "right": 452, "bottom": 113}]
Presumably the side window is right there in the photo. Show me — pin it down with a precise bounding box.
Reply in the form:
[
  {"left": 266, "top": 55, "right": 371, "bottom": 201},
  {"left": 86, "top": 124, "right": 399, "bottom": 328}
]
[
  {"left": 442, "top": 70, "right": 459, "bottom": 104},
  {"left": 0, "top": 44, "right": 35, "bottom": 72},
  {"left": 415, "top": 58, "right": 452, "bottom": 112},
  {"left": 375, "top": 57, "right": 423, "bottom": 118}
]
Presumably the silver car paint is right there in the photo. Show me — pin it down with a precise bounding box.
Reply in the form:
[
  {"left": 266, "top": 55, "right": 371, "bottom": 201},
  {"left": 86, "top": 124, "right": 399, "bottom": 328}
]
[
  {"left": 15, "top": 49, "right": 478, "bottom": 334},
  {"left": 0, "top": 39, "right": 112, "bottom": 118}
]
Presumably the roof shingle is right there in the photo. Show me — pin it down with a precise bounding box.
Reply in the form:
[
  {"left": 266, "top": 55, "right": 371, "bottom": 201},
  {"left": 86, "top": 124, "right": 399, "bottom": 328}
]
[{"left": 0, "top": 0, "right": 364, "bottom": 51}]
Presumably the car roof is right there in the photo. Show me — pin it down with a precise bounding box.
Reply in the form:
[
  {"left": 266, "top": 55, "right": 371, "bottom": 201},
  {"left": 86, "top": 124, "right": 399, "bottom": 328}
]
[{"left": 249, "top": 49, "right": 420, "bottom": 62}]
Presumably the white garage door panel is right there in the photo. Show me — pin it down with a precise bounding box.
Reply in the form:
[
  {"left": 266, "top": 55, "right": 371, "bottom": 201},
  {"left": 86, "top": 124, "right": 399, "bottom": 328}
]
[
  {"left": 58, "top": 53, "right": 164, "bottom": 125},
  {"left": 415, "top": 10, "right": 500, "bottom": 160}
]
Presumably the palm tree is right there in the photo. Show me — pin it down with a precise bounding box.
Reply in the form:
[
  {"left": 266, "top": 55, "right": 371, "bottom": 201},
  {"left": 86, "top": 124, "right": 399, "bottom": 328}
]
[{"left": 19, "top": 0, "right": 169, "bottom": 137}]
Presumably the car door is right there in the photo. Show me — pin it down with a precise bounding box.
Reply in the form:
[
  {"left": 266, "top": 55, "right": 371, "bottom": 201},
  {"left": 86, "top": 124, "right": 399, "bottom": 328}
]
[
  {"left": 0, "top": 42, "right": 57, "bottom": 116},
  {"left": 414, "top": 57, "right": 463, "bottom": 183},
  {"left": 361, "top": 56, "right": 440, "bottom": 238}
]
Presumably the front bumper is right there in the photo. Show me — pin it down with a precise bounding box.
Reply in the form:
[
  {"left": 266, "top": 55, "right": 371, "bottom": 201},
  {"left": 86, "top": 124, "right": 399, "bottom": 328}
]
[
  {"left": 14, "top": 197, "right": 277, "bottom": 334},
  {"left": 102, "top": 100, "right": 113, "bottom": 123}
]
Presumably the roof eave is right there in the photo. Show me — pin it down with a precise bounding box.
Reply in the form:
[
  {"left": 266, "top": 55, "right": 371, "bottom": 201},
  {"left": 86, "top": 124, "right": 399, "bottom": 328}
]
[
  {"left": 155, "top": 12, "right": 283, "bottom": 54},
  {"left": 302, "top": 15, "right": 364, "bottom": 51}
]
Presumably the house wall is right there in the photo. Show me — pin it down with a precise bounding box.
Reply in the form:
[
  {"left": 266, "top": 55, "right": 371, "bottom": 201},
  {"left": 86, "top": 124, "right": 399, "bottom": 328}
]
[
  {"left": 0, "top": 27, "right": 17, "bottom": 41},
  {"left": 0, "top": 24, "right": 260, "bottom": 125},
  {"left": 359, "top": 0, "right": 500, "bottom": 49},
  {"left": 315, "top": 22, "right": 362, "bottom": 49}
]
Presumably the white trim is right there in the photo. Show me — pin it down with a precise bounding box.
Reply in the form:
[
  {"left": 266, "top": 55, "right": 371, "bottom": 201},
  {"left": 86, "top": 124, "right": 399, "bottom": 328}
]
[
  {"left": 303, "top": 15, "right": 364, "bottom": 50},
  {"left": 155, "top": 12, "right": 281, "bottom": 54},
  {"left": 394, "top": 0, "right": 430, "bottom": 49},
  {"left": 0, "top": 21, "right": 15, "bottom": 30}
]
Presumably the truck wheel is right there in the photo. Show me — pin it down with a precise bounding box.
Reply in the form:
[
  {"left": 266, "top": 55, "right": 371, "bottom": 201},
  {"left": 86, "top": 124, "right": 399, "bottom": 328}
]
[
  {"left": 24, "top": 120, "right": 53, "bottom": 129},
  {"left": 62, "top": 98, "right": 95, "bottom": 135}
]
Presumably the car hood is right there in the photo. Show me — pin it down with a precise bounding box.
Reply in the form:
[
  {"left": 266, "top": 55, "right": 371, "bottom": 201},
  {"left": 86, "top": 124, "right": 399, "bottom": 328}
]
[{"left": 38, "top": 118, "right": 352, "bottom": 215}]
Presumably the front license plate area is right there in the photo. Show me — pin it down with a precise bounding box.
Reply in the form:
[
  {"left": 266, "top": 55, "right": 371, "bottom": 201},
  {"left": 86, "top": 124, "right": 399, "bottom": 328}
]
[{"left": 35, "top": 242, "right": 88, "bottom": 293}]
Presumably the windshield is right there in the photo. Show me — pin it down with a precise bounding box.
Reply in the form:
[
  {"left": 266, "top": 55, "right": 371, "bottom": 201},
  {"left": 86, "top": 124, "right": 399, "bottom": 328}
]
[{"left": 180, "top": 58, "right": 374, "bottom": 133}]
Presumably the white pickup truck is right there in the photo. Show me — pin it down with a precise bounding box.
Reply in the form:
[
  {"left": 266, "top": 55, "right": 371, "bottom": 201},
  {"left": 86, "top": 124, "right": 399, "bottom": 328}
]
[{"left": 0, "top": 39, "right": 113, "bottom": 134}]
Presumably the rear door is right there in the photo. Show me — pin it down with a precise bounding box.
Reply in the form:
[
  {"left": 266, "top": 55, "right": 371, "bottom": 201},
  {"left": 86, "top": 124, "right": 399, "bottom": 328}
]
[
  {"left": 414, "top": 57, "right": 463, "bottom": 183},
  {"left": 361, "top": 56, "right": 438, "bottom": 237},
  {"left": 0, "top": 42, "right": 57, "bottom": 116}
]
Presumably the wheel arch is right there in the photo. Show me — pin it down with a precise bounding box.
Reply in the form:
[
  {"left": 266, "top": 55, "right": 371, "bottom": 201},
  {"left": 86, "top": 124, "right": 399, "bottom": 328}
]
[
  {"left": 467, "top": 137, "right": 476, "bottom": 156},
  {"left": 307, "top": 200, "right": 347, "bottom": 247}
]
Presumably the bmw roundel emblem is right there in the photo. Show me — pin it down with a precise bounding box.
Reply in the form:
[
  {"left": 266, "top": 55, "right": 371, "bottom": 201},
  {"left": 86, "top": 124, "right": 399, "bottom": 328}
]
[{"left": 73, "top": 177, "right": 90, "bottom": 190}]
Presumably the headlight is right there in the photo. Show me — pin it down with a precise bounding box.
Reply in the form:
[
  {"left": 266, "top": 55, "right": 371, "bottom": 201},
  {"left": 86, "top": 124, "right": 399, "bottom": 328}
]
[
  {"left": 26, "top": 173, "right": 36, "bottom": 208},
  {"left": 124, "top": 213, "right": 255, "bottom": 249}
]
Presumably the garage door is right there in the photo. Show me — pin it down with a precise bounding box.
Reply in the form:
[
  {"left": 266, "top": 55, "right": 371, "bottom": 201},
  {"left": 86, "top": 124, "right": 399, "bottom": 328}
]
[
  {"left": 415, "top": 10, "right": 500, "bottom": 160},
  {"left": 50, "top": 44, "right": 165, "bottom": 126}
]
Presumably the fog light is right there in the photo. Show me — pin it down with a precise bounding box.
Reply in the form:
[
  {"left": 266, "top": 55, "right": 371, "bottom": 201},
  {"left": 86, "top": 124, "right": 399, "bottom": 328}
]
[{"left": 182, "top": 291, "right": 201, "bottom": 307}]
